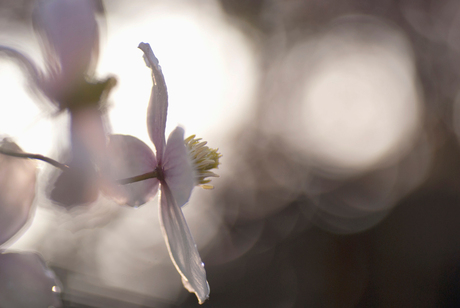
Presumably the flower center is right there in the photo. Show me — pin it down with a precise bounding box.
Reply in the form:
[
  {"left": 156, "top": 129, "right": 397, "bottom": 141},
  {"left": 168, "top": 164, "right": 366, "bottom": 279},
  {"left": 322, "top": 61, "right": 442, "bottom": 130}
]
[
  {"left": 155, "top": 165, "right": 166, "bottom": 182},
  {"left": 184, "top": 135, "right": 221, "bottom": 189}
]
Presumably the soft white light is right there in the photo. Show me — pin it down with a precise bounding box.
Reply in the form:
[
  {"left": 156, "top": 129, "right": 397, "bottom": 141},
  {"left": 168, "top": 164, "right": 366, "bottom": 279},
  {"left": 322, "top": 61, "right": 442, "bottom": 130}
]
[
  {"left": 98, "top": 1, "right": 257, "bottom": 146},
  {"left": 0, "top": 60, "right": 54, "bottom": 155},
  {"left": 287, "top": 17, "right": 422, "bottom": 174}
]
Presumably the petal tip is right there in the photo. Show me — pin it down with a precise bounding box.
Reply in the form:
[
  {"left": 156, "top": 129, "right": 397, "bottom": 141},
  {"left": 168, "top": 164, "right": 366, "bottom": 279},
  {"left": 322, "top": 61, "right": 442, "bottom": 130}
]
[
  {"left": 138, "top": 42, "right": 159, "bottom": 69},
  {"left": 182, "top": 277, "right": 210, "bottom": 304}
]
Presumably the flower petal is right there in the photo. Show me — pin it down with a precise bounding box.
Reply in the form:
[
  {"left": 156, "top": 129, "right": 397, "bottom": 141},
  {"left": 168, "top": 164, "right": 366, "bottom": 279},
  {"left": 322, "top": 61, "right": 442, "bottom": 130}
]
[
  {"left": 138, "top": 42, "right": 168, "bottom": 162},
  {"left": 159, "top": 183, "right": 209, "bottom": 304},
  {"left": 163, "top": 127, "right": 194, "bottom": 208},
  {"left": 105, "top": 134, "right": 159, "bottom": 207},
  {"left": 49, "top": 107, "right": 106, "bottom": 207},
  {"left": 0, "top": 251, "right": 62, "bottom": 307},
  {"left": 34, "top": 0, "right": 100, "bottom": 99},
  {"left": 49, "top": 161, "right": 99, "bottom": 207},
  {"left": 0, "top": 140, "right": 36, "bottom": 246}
]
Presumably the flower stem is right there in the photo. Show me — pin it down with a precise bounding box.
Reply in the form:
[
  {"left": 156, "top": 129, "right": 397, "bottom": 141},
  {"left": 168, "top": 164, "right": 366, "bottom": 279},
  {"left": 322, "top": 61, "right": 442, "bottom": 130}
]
[
  {"left": 116, "top": 170, "right": 158, "bottom": 184},
  {"left": 0, "top": 147, "right": 69, "bottom": 170},
  {"left": 0, "top": 147, "right": 158, "bottom": 184}
]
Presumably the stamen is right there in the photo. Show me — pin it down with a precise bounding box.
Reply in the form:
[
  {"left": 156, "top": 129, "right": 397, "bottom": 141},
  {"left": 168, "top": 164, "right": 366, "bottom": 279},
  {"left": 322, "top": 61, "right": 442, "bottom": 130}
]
[{"left": 185, "top": 135, "right": 222, "bottom": 189}]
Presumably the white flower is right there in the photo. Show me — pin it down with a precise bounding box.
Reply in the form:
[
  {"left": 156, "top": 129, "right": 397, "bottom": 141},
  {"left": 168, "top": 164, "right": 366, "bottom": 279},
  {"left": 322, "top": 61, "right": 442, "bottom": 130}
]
[{"left": 105, "top": 43, "right": 221, "bottom": 304}]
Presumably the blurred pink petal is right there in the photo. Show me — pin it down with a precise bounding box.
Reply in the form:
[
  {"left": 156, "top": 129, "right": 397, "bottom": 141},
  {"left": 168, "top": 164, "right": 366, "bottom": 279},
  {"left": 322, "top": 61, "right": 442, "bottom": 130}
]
[
  {"left": 0, "top": 251, "right": 62, "bottom": 308},
  {"left": 139, "top": 42, "right": 168, "bottom": 161},
  {"left": 34, "top": 0, "right": 100, "bottom": 103},
  {"left": 49, "top": 107, "right": 107, "bottom": 207},
  {"left": 159, "top": 184, "right": 209, "bottom": 304},
  {"left": 49, "top": 161, "right": 99, "bottom": 207},
  {"left": 163, "top": 127, "right": 194, "bottom": 207},
  {"left": 0, "top": 141, "right": 36, "bottom": 246},
  {"left": 105, "top": 134, "right": 159, "bottom": 207},
  {"left": 70, "top": 108, "right": 107, "bottom": 163}
]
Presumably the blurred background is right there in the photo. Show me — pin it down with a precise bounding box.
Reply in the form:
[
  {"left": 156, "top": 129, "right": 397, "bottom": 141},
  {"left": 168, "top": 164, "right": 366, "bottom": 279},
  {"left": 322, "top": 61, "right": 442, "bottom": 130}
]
[{"left": 2, "top": 0, "right": 460, "bottom": 307}]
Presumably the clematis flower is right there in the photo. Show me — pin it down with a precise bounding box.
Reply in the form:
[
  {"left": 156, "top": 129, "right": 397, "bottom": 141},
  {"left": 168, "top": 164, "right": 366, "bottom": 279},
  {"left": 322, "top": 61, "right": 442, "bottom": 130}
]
[{"left": 105, "top": 43, "right": 221, "bottom": 304}]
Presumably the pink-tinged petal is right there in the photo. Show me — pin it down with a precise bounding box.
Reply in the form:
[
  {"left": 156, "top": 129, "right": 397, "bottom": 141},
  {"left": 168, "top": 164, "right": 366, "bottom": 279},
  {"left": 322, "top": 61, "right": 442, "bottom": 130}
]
[
  {"left": 159, "top": 183, "right": 210, "bottom": 304},
  {"left": 34, "top": 0, "right": 100, "bottom": 100},
  {"left": 138, "top": 42, "right": 168, "bottom": 162},
  {"left": 104, "top": 134, "right": 159, "bottom": 207},
  {"left": 163, "top": 127, "right": 194, "bottom": 208},
  {"left": 49, "top": 161, "right": 99, "bottom": 207},
  {"left": 49, "top": 107, "right": 106, "bottom": 207},
  {"left": 70, "top": 107, "right": 108, "bottom": 165},
  {"left": 0, "top": 251, "right": 62, "bottom": 307},
  {"left": 0, "top": 140, "right": 36, "bottom": 246}
]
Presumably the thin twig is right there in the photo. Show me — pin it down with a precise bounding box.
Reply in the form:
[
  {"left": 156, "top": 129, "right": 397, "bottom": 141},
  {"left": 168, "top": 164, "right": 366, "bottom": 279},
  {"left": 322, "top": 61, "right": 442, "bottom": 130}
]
[
  {"left": 0, "top": 148, "right": 69, "bottom": 170},
  {"left": 0, "top": 147, "right": 158, "bottom": 184}
]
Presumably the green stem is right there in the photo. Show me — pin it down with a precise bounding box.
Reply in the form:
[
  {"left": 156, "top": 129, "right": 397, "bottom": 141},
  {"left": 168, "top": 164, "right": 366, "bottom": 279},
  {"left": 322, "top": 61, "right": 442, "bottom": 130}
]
[
  {"left": 0, "top": 147, "right": 158, "bottom": 184},
  {"left": 116, "top": 170, "right": 158, "bottom": 184},
  {"left": 0, "top": 147, "right": 69, "bottom": 170}
]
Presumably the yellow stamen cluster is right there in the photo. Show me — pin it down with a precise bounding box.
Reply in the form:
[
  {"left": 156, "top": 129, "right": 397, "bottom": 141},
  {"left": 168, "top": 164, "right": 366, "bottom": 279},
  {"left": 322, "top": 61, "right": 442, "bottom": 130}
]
[{"left": 184, "top": 135, "right": 221, "bottom": 189}]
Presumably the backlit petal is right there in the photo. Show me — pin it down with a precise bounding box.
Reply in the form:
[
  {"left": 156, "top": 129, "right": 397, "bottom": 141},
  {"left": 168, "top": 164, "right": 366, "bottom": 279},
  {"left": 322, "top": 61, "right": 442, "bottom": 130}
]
[
  {"left": 105, "top": 134, "right": 159, "bottom": 207},
  {"left": 49, "top": 107, "right": 106, "bottom": 207},
  {"left": 139, "top": 42, "right": 168, "bottom": 162},
  {"left": 0, "top": 251, "right": 62, "bottom": 307},
  {"left": 34, "top": 0, "right": 100, "bottom": 97},
  {"left": 49, "top": 161, "right": 99, "bottom": 207},
  {"left": 159, "top": 183, "right": 209, "bottom": 304},
  {"left": 0, "top": 140, "right": 36, "bottom": 246},
  {"left": 163, "top": 127, "right": 194, "bottom": 207}
]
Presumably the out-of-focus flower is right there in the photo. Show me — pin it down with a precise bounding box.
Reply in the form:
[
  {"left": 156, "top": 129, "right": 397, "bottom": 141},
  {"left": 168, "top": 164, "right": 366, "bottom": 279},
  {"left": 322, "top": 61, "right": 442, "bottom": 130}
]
[
  {"left": 0, "top": 0, "right": 116, "bottom": 206},
  {"left": 37, "top": 0, "right": 115, "bottom": 207},
  {"left": 0, "top": 139, "right": 36, "bottom": 246},
  {"left": 105, "top": 43, "right": 221, "bottom": 304},
  {"left": 0, "top": 251, "right": 62, "bottom": 308},
  {"left": 0, "top": 0, "right": 112, "bottom": 110}
]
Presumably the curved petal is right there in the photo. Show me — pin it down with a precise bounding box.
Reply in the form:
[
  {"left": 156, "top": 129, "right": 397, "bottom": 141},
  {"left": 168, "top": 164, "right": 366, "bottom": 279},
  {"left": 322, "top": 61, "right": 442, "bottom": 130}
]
[
  {"left": 138, "top": 42, "right": 168, "bottom": 162},
  {"left": 0, "top": 251, "right": 62, "bottom": 308},
  {"left": 159, "top": 183, "right": 209, "bottom": 304},
  {"left": 163, "top": 127, "right": 194, "bottom": 207},
  {"left": 0, "top": 140, "right": 36, "bottom": 246},
  {"left": 105, "top": 134, "right": 159, "bottom": 207}
]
